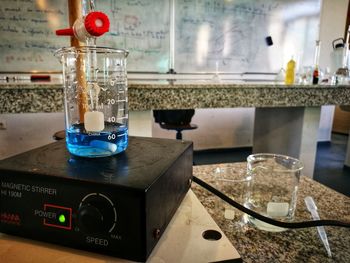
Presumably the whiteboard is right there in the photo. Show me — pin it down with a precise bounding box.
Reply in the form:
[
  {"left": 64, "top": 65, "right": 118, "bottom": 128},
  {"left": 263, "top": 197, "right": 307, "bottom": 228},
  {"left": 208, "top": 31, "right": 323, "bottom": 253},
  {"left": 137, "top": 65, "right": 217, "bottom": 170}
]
[
  {"left": 0, "top": 0, "right": 170, "bottom": 73},
  {"left": 0, "top": 0, "right": 69, "bottom": 72},
  {"left": 0, "top": 0, "right": 320, "bottom": 74},
  {"left": 174, "top": 0, "right": 321, "bottom": 73}
]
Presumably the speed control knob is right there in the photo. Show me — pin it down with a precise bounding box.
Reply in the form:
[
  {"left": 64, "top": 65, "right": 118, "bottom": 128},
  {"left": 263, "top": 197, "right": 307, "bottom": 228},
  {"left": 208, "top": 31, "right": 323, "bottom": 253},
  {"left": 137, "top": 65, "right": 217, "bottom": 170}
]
[
  {"left": 77, "top": 205, "right": 105, "bottom": 233},
  {"left": 77, "top": 193, "right": 117, "bottom": 234}
]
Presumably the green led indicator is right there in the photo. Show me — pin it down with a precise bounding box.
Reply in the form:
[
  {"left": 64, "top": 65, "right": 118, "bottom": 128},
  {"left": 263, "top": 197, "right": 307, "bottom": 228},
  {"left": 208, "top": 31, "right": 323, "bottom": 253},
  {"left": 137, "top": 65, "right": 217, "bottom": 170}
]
[{"left": 58, "top": 214, "right": 66, "bottom": 224}]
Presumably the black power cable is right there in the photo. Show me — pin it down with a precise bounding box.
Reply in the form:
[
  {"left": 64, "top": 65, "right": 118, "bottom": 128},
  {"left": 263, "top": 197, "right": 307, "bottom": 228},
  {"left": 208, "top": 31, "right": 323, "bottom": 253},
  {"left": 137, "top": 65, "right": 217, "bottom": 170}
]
[{"left": 192, "top": 175, "right": 350, "bottom": 229}]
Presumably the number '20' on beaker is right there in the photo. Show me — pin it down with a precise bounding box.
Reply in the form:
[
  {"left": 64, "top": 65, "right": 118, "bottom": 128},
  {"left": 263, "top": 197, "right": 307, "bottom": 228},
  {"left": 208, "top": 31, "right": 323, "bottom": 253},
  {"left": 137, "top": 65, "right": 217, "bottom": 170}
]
[{"left": 55, "top": 46, "right": 129, "bottom": 158}]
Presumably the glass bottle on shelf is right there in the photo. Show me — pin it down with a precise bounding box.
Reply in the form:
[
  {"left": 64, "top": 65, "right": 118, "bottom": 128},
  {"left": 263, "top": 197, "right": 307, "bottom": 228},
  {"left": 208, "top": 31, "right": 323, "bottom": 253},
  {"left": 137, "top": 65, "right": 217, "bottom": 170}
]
[
  {"left": 312, "top": 40, "right": 321, "bottom": 85},
  {"left": 284, "top": 57, "right": 296, "bottom": 85}
]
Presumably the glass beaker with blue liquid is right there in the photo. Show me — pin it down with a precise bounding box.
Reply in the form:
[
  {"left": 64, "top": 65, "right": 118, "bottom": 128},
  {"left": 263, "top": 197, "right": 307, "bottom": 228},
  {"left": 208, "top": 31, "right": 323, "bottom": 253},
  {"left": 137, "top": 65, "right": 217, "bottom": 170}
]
[{"left": 55, "top": 47, "right": 129, "bottom": 158}]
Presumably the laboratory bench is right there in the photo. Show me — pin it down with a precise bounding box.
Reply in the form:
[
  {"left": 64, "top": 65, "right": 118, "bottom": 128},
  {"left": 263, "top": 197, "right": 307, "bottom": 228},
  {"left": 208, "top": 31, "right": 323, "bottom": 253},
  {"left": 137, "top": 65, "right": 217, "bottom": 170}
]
[
  {"left": 1, "top": 82, "right": 350, "bottom": 177},
  {"left": 1, "top": 82, "right": 350, "bottom": 113},
  {"left": 192, "top": 162, "right": 350, "bottom": 263}
]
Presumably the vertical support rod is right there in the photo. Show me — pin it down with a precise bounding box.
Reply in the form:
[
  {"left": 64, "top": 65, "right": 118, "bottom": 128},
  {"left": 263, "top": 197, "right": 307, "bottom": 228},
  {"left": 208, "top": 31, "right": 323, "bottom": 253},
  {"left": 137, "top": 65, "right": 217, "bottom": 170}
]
[
  {"left": 68, "top": 0, "right": 82, "bottom": 47},
  {"left": 68, "top": 0, "right": 87, "bottom": 123}
]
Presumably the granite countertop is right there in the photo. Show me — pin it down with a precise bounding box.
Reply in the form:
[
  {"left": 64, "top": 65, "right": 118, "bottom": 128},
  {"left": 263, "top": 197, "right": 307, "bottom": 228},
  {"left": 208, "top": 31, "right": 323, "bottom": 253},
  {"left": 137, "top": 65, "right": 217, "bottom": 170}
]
[
  {"left": 1, "top": 82, "right": 350, "bottom": 113},
  {"left": 191, "top": 163, "right": 350, "bottom": 263}
]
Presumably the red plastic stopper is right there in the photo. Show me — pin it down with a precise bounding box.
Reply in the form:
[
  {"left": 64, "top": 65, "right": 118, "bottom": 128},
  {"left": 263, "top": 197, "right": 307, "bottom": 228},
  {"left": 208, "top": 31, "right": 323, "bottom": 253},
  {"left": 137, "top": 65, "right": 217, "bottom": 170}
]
[{"left": 84, "top": 11, "right": 110, "bottom": 36}]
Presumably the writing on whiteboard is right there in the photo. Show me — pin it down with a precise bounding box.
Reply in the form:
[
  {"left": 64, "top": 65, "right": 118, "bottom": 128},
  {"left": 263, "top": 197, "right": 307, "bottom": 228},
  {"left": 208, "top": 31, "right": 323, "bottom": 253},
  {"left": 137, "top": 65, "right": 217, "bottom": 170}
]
[
  {"left": 0, "top": 0, "right": 170, "bottom": 72},
  {"left": 99, "top": 0, "right": 170, "bottom": 72},
  {"left": 0, "top": 0, "right": 68, "bottom": 71}
]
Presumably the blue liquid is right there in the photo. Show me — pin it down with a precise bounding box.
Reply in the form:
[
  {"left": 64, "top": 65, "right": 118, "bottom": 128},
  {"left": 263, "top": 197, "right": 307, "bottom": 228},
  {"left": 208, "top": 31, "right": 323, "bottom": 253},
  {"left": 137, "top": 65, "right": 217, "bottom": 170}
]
[{"left": 66, "top": 123, "right": 128, "bottom": 158}]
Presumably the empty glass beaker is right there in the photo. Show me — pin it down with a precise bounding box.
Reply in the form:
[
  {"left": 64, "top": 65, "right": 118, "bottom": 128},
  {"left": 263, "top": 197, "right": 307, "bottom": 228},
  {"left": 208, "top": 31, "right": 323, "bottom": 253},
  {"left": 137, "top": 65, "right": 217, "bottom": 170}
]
[
  {"left": 244, "top": 153, "right": 303, "bottom": 232},
  {"left": 55, "top": 46, "right": 129, "bottom": 158}
]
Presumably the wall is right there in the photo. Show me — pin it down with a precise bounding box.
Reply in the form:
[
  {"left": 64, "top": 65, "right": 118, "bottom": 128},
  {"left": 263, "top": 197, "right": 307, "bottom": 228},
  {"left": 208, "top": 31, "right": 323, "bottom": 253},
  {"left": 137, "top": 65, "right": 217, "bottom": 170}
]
[
  {"left": 319, "top": 0, "right": 349, "bottom": 71},
  {"left": 0, "top": 113, "right": 64, "bottom": 159}
]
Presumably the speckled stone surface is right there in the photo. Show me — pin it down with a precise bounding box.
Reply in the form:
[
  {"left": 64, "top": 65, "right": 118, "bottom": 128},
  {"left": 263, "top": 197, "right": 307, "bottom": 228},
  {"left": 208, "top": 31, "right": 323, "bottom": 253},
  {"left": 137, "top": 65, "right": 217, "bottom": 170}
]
[
  {"left": 1, "top": 83, "right": 350, "bottom": 113},
  {"left": 0, "top": 84, "right": 63, "bottom": 113},
  {"left": 129, "top": 83, "right": 350, "bottom": 110},
  {"left": 191, "top": 163, "right": 350, "bottom": 263}
]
